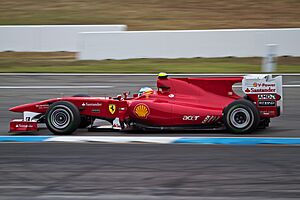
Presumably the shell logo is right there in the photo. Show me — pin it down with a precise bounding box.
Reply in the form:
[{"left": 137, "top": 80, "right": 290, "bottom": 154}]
[{"left": 134, "top": 103, "right": 150, "bottom": 119}]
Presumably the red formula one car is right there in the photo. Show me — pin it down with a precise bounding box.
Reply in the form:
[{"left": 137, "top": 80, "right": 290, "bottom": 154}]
[{"left": 9, "top": 73, "right": 282, "bottom": 134}]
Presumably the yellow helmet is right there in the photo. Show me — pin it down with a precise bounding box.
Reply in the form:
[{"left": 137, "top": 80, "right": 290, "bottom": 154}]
[{"left": 158, "top": 72, "right": 168, "bottom": 79}]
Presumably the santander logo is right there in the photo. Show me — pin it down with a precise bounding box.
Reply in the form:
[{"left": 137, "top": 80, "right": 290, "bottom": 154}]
[{"left": 15, "top": 124, "right": 34, "bottom": 128}]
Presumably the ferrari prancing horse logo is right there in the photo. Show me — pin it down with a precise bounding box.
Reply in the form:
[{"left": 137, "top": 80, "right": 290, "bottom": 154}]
[{"left": 109, "top": 104, "right": 116, "bottom": 114}]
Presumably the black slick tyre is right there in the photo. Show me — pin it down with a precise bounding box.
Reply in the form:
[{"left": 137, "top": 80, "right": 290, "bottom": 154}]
[
  {"left": 45, "top": 101, "right": 81, "bottom": 135},
  {"left": 223, "top": 99, "right": 260, "bottom": 134}
]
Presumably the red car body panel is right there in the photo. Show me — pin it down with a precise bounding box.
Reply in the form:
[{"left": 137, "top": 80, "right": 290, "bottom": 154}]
[{"left": 9, "top": 75, "right": 281, "bottom": 132}]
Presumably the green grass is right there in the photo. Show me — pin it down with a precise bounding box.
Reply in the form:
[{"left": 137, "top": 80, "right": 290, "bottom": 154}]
[
  {"left": 1, "top": 1, "right": 299, "bottom": 73},
  {"left": 0, "top": 0, "right": 300, "bottom": 30},
  {"left": 0, "top": 52, "right": 299, "bottom": 73}
]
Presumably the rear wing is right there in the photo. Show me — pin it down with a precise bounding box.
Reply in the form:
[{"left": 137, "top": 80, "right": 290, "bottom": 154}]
[{"left": 242, "top": 74, "right": 283, "bottom": 114}]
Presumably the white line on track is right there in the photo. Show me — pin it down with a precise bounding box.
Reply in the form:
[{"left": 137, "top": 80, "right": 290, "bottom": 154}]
[
  {"left": 1, "top": 73, "right": 300, "bottom": 76},
  {"left": 0, "top": 185, "right": 42, "bottom": 189},
  {"left": 281, "top": 85, "right": 300, "bottom": 88},
  {"left": 0, "top": 85, "right": 113, "bottom": 89}
]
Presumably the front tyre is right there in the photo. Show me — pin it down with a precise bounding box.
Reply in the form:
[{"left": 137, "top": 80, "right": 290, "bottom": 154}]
[
  {"left": 45, "top": 101, "right": 81, "bottom": 135},
  {"left": 223, "top": 99, "right": 260, "bottom": 134},
  {"left": 72, "top": 94, "right": 94, "bottom": 128}
]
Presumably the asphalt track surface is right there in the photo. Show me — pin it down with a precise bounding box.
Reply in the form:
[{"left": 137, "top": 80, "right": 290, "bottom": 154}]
[
  {"left": 1, "top": 143, "right": 300, "bottom": 200},
  {"left": 1, "top": 74, "right": 300, "bottom": 200},
  {"left": 0, "top": 74, "right": 300, "bottom": 137}
]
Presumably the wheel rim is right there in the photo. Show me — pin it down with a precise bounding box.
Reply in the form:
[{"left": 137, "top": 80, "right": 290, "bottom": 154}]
[
  {"left": 50, "top": 107, "right": 72, "bottom": 129},
  {"left": 230, "top": 108, "right": 251, "bottom": 129}
]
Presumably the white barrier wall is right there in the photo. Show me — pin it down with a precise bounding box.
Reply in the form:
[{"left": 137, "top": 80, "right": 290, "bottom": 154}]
[
  {"left": 0, "top": 25, "right": 127, "bottom": 52},
  {"left": 78, "top": 28, "right": 300, "bottom": 60}
]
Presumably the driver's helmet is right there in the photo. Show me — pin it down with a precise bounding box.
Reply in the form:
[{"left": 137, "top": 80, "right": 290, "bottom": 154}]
[{"left": 138, "top": 87, "right": 153, "bottom": 96}]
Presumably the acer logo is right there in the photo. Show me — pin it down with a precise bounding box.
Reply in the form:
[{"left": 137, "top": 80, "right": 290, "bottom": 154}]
[{"left": 183, "top": 115, "right": 200, "bottom": 121}]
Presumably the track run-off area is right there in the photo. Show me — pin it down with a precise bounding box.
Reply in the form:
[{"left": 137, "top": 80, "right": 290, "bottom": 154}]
[{"left": 0, "top": 74, "right": 300, "bottom": 199}]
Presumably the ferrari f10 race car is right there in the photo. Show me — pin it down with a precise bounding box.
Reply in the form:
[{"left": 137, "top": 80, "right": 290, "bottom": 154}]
[{"left": 9, "top": 73, "right": 282, "bottom": 135}]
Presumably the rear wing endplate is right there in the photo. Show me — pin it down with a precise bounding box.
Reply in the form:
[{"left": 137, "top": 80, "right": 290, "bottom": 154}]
[{"left": 242, "top": 74, "right": 283, "bottom": 112}]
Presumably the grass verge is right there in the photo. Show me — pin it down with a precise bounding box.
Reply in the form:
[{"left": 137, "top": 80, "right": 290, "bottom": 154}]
[
  {"left": 0, "top": 52, "right": 299, "bottom": 73},
  {"left": 0, "top": 0, "right": 300, "bottom": 30}
]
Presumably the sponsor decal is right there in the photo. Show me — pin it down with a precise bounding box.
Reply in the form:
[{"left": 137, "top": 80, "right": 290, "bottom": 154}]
[
  {"left": 182, "top": 115, "right": 200, "bottom": 121},
  {"left": 91, "top": 109, "right": 100, "bottom": 113},
  {"left": 260, "top": 110, "right": 275, "bottom": 115},
  {"left": 244, "top": 82, "right": 276, "bottom": 94},
  {"left": 35, "top": 104, "right": 49, "bottom": 109},
  {"left": 134, "top": 104, "right": 150, "bottom": 119},
  {"left": 258, "top": 94, "right": 276, "bottom": 100},
  {"left": 15, "top": 124, "right": 34, "bottom": 128},
  {"left": 109, "top": 104, "right": 116, "bottom": 114},
  {"left": 258, "top": 101, "right": 276, "bottom": 107},
  {"left": 202, "top": 116, "right": 210, "bottom": 124},
  {"left": 253, "top": 82, "right": 276, "bottom": 88},
  {"left": 245, "top": 88, "right": 251, "bottom": 93},
  {"left": 201, "top": 115, "right": 220, "bottom": 124},
  {"left": 249, "top": 87, "right": 276, "bottom": 93},
  {"left": 81, "top": 102, "right": 102, "bottom": 107}
]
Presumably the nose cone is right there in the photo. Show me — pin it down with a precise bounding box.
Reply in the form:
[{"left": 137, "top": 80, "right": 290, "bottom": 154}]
[
  {"left": 9, "top": 104, "right": 29, "bottom": 112},
  {"left": 9, "top": 98, "right": 56, "bottom": 113},
  {"left": 9, "top": 101, "right": 42, "bottom": 113}
]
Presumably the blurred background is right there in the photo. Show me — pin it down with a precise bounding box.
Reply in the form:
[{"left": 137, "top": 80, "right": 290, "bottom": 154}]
[
  {"left": 1, "top": 0, "right": 300, "bottom": 29},
  {"left": 0, "top": 0, "right": 299, "bottom": 73}
]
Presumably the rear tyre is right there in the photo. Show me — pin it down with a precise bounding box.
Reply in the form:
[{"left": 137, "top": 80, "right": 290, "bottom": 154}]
[
  {"left": 223, "top": 99, "right": 260, "bottom": 134},
  {"left": 45, "top": 101, "right": 81, "bottom": 135}
]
